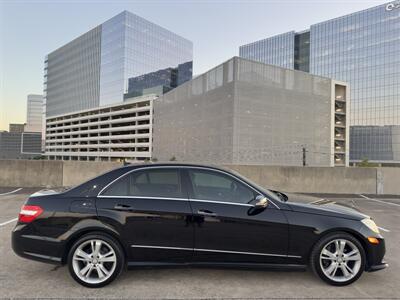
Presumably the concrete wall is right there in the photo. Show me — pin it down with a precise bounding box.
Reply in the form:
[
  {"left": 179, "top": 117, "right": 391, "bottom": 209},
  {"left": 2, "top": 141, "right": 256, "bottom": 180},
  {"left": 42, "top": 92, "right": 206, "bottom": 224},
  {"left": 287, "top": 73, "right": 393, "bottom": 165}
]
[
  {"left": 153, "top": 57, "right": 344, "bottom": 167},
  {"left": 0, "top": 160, "right": 120, "bottom": 188},
  {"left": 0, "top": 160, "right": 63, "bottom": 187},
  {"left": 62, "top": 161, "right": 122, "bottom": 187},
  {"left": 153, "top": 63, "right": 235, "bottom": 164},
  {"left": 232, "top": 57, "right": 335, "bottom": 167},
  {"left": 1, "top": 159, "right": 400, "bottom": 195},
  {"left": 224, "top": 165, "right": 377, "bottom": 194},
  {"left": 376, "top": 167, "right": 400, "bottom": 195}
]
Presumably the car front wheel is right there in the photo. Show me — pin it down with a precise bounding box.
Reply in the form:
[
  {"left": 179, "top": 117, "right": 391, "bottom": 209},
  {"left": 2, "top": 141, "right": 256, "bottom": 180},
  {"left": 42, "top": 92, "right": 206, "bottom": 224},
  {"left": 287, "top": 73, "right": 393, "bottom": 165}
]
[
  {"left": 311, "top": 232, "right": 366, "bottom": 286},
  {"left": 67, "top": 233, "right": 125, "bottom": 288}
]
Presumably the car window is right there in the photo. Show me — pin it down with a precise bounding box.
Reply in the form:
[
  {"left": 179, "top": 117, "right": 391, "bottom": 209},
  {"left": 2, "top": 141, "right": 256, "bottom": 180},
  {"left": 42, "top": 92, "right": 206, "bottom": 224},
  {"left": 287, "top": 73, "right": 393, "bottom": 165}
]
[
  {"left": 189, "top": 169, "right": 256, "bottom": 204},
  {"left": 102, "top": 175, "right": 129, "bottom": 196},
  {"left": 102, "top": 168, "right": 183, "bottom": 198}
]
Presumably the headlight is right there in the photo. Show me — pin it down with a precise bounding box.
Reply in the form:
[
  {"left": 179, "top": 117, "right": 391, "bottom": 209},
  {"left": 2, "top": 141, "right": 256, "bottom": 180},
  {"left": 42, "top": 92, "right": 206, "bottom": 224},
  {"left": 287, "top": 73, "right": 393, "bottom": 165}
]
[{"left": 362, "top": 218, "right": 380, "bottom": 234}]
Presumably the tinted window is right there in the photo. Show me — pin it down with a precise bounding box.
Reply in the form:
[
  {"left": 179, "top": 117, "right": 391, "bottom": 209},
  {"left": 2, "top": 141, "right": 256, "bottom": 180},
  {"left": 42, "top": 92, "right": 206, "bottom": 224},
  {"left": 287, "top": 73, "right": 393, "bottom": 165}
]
[
  {"left": 102, "top": 168, "right": 183, "bottom": 198},
  {"left": 189, "top": 170, "right": 256, "bottom": 204},
  {"left": 103, "top": 175, "right": 129, "bottom": 196}
]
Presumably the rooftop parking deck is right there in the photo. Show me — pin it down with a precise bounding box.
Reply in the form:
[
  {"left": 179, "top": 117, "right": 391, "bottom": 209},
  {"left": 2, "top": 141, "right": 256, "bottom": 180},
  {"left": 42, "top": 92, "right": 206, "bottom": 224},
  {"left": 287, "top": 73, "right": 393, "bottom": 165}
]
[{"left": 0, "top": 188, "right": 398, "bottom": 299}]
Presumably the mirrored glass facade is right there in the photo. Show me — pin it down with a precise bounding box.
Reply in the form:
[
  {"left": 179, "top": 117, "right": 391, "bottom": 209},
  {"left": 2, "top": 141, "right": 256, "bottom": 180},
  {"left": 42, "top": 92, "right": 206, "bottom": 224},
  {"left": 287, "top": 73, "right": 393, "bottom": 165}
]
[
  {"left": 310, "top": 4, "right": 399, "bottom": 126},
  {"left": 45, "top": 11, "right": 193, "bottom": 116},
  {"left": 350, "top": 125, "right": 400, "bottom": 162},
  {"left": 99, "top": 11, "right": 193, "bottom": 106},
  {"left": 239, "top": 31, "right": 295, "bottom": 69},
  {"left": 45, "top": 26, "right": 102, "bottom": 117},
  {"left": 294, "top": 31, "right": 310, "bottom": 72},
  {"left": 239, "top": 2, "right": 400, "bottom": 163},
  {"left": 26, "top": 94, "right": 43, "bottom": 133}
]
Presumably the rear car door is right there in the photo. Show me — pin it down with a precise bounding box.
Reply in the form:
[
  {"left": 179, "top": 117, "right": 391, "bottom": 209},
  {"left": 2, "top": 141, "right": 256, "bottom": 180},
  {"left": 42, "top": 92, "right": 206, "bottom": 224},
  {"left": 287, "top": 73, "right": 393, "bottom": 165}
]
[
  {"left": 96, "top": 167, "right": 193, "bottom": 263},
  {"left": 185, "top": 168, "right": 289, "bottom": 264}
]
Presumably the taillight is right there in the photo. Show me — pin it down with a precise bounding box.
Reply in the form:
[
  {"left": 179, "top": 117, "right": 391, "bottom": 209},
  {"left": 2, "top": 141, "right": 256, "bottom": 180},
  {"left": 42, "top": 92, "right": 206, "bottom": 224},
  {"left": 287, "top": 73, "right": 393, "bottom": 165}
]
[{"left": 18, "top": 205, "right": 43, "bottom": 223}]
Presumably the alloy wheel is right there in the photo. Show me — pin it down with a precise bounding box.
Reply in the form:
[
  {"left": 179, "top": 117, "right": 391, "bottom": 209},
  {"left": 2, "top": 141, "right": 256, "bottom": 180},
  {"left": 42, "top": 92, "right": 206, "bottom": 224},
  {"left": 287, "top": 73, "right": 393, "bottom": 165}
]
[
  {"left": 319, "top": 238, "right": 362, "bottom": 283},
  {"left": 72, "top": 239, "right": 117, "bottom": 285}
]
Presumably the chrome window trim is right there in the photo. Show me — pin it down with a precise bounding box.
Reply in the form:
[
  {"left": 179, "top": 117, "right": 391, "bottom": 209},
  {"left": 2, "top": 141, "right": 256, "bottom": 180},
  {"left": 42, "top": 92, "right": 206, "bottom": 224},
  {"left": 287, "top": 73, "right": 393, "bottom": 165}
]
[
  {"left": 190, "top": 199, "right": 253, "bottom": 207},
  {"left": 97, "top": 165, "right": 280, "bottom": 209},
  {"left": 130, "top": 244, "right": 301, "bottom": 259},
  {"left": 97, "top": 195, "right": 253, "bottom": 207},
  {"left": 97, "top": 195, "right": 188, "bottom": 202}
]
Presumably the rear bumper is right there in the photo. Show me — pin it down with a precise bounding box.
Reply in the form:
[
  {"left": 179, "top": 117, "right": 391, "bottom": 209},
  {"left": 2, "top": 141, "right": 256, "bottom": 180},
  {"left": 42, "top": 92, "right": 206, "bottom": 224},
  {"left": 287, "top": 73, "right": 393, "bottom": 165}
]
[{"left": 12, "top": 223, "right": 64, "bottom": 265}]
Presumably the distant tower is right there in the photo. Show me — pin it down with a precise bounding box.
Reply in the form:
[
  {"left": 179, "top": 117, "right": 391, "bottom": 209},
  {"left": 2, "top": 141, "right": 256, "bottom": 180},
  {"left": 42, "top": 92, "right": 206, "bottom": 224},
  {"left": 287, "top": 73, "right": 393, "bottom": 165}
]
[{"left": 25, "top": 94, "right": 43, "bottom": 132}]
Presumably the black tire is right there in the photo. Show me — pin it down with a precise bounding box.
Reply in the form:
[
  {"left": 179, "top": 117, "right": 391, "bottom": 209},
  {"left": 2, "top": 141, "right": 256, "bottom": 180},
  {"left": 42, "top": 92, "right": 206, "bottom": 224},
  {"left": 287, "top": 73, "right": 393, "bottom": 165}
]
[
  {"left": 67, "top": 232, "right": 125, "bottom": 288},
  {"left": 310, "top": 232, "right": 366, "bottom": 286}
]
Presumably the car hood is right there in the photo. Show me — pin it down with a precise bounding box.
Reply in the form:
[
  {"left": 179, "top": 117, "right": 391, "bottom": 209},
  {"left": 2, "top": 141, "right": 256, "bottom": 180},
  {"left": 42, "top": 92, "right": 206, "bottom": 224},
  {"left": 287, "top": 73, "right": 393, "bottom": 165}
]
[{"left": 283, "top": 193, "right": 369, "bottom": 221}]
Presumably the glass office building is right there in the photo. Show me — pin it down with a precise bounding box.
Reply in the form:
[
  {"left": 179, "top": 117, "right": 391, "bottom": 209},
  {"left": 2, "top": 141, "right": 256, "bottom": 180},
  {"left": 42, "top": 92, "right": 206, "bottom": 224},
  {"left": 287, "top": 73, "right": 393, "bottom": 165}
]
[
  {"left": 239, "top": 31, "right": 295, "bottom": 69},
  {"left": 25, "top": 94, "right": 43, "bottom": 133},
  {"left": 124, "top": 62, "right": 192, "bottom": 99},
  {"left": 350, "top": 125, "right": 400, "bottom": 163},
  {"left": 240, "top": 1, "right": 400, "bottom": 164},
  {"left": 45, "top": 10, "right": 193, "bottom": 117}
]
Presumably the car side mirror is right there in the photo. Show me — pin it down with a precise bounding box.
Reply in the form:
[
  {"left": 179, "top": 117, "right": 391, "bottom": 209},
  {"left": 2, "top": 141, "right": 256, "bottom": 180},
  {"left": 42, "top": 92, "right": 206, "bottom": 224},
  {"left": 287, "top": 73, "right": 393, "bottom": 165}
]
[
  {"left": 247, "top": 195, "right": 268, "bottom": 216},
  {"left": 254, "top": 195, "right": 268, "bottom": 208}
]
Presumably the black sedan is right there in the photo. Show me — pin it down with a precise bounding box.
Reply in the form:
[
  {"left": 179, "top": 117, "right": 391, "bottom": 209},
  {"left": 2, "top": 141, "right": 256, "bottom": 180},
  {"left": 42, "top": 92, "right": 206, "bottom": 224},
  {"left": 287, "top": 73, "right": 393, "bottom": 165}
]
[{"left": 12, "top": 163, "right": 387, "bottom": 287}]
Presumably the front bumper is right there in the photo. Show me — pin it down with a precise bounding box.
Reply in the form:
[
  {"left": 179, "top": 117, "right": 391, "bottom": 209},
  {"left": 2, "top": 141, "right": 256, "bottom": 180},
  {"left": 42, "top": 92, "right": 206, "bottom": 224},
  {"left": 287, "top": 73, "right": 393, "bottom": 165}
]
[
  {"left": 364, "top": 237, "right": 387, "bottom": 272},
  {"left": 367, "top": 262, "right": 388, "bottom": 272}
]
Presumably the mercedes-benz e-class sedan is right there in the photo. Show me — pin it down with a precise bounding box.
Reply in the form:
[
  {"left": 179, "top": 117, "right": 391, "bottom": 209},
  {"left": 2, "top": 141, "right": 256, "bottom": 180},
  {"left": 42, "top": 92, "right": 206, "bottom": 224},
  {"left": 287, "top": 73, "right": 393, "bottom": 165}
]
[{"left": 12, "top": 163, "right": 387, "bottom": 287}]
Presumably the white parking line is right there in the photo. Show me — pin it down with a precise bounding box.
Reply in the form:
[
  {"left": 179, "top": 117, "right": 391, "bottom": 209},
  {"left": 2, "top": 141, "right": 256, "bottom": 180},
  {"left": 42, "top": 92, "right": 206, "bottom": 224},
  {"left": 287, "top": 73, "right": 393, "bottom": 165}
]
[
  {"left": 0, "top": 218, "right": 18, "bottom": 227},
  {"left": 0, "top": 188, "right": 22, "bottom": 196},
  {"left": 359, "top": 194, "right": 400, "bottom": 208}
]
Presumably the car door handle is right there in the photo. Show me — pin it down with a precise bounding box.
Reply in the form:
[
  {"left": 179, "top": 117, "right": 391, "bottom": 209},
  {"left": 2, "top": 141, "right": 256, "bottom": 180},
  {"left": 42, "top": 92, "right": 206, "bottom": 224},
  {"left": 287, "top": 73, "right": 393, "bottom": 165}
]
[
  {"left": 197, "top": 209, "right": 217, "bottom": 217},
  {"left": 114, "top": 204, "right": 135, "bottom": 211}
]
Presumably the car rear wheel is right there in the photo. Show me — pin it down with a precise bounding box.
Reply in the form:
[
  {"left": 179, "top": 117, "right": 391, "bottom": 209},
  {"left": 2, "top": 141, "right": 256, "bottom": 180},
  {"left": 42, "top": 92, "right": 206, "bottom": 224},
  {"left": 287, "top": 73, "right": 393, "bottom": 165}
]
[
  {"left": 67, "top": 233, "right": 125, "bottom": 288},
  {"left": 311, "top": 232, "right": 366, "bottom": 286}
]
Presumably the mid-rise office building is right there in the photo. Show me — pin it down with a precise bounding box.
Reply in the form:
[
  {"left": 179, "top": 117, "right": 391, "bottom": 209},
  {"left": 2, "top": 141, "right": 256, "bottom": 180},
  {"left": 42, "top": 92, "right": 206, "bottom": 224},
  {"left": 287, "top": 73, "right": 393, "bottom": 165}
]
[
  {"left": 0, "top": 131, "right": 41, "bottom": 159},
  {"left": 25, "top": 94, "right": 43, "bottom": 132},
  {"left": 44, "top": 10, "right": 192, "bottom": 118},
  {"left": 44, "top": 10, "right": 192, "bottom": 160},
  {"left": 153, "top": 57, "right": 349, "bottom": 167},
  {"left": 239, "top": 1, "right": 400, "bottom": 164},
  {"left": 9, "top": 123, "right": 25, "bottom": 133}
]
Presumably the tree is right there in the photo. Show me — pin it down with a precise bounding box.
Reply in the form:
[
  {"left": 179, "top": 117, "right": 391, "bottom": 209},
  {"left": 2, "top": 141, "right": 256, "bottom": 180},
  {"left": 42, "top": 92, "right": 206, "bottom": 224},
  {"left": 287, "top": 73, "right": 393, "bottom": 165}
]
[
  {"left": 169, "top": 156, "right": 176, "bottom": 161},
  {"left": 358, "top": 158, "right": 378, "bottom": 167}
]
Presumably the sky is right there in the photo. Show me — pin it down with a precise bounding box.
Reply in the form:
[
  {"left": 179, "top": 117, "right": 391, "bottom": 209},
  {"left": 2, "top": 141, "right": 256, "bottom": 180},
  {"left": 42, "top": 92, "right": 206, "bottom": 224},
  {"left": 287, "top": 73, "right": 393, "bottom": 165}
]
[{"left": 0, "top": 0, "right": 389, "bottom": 131}]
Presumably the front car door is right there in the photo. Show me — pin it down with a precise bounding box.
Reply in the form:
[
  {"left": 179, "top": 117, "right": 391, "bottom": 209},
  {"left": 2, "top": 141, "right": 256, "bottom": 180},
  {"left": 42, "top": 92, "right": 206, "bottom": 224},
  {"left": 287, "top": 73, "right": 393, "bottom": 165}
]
[
  {"left": 185, "top": 167, "right": 290, "bottom": 264},
  {"left": 96, "top": 167, "right": 193, "bottom": 263}
]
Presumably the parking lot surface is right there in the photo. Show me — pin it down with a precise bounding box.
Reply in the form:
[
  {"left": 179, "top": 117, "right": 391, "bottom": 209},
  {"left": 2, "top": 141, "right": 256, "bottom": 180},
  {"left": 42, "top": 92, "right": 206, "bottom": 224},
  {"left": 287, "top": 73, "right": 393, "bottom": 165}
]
[{"left": 0, "top": 188, "right": 399, "bottom": 299}]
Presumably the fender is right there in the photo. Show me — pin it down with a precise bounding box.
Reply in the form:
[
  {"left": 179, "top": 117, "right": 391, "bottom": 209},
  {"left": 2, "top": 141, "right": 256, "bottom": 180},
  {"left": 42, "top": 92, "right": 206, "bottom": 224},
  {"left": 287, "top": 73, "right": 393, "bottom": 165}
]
[{"left": 60, "top": 218, "right": 128, "bottom": 264}]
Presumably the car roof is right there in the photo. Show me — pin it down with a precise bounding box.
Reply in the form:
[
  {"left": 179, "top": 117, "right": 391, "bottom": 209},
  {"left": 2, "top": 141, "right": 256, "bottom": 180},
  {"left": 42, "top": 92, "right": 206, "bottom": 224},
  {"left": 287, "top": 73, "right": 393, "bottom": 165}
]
[
  {"left": 121, "top": 162, "right": 231, "bottom": 173},
  {"left": 65, "top": 162, "right": 241, "bottom": 198}
]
